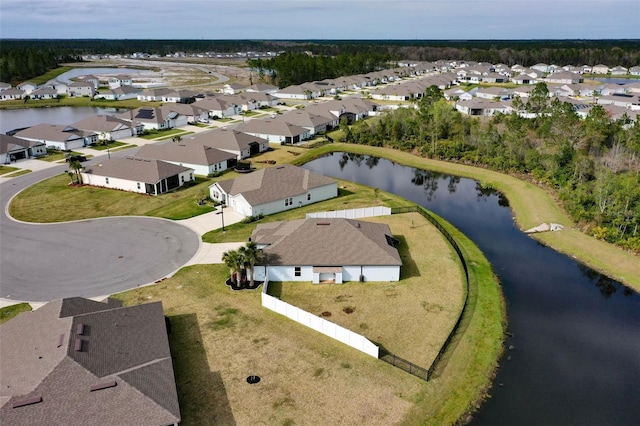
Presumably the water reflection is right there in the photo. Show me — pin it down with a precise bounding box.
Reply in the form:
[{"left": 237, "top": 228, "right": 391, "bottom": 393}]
[{"left": 303, "top": 152, "right": 640, "bottom": 425}]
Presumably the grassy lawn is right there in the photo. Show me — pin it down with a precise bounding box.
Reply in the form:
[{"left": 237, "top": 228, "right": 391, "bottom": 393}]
[
  {"left": 138, "top": 128, "right": 186, "bottom": 140},
  {"left": 0, "top": 303, "right": 32, "bottom": 324},
  {"left": 291, "top": 143, "right": 640, "bottom": 291},
  {"left": 90, "top": 141, "right": 128, "bottom": 151},
  {"left": 9, "top": 175, "right": 215, "bottom": 222},
  {"left": 0, "top": 165, "right": 20, "bottom": 175},
  {"left": 0, "top": 96, "right": 160, "bottom": 110},
  {"left": 155, "top": 131, "right": 195, "bottom": 141},
  {"left": 38, "top": 150, "right": 86, "bottom": 162},
  {"left": 112, "top": 209, "right": 503, "bottom": 425},
  {"left": 273, "top": 212, "right": 466, "bottom": 368},
  {"left": 1, "top": 169, "right": 32, "bottom": 178}
]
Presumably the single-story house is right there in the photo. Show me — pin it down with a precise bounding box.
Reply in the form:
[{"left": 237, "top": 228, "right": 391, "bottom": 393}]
[
  {"left": 17, "top": 82, "right": 37, "bottom": 95},
  {"left": 236, "top": 119, "right": 311, "bottom": 145},
  {"left": 0, "top": 88, "right": 26, "bottom": 101},
  {"left": 0, "top": 297, "right": 181, "bottom": 426},
  {"left": 544, "top": 71, "right": 583, "bottom": 84},
  {"left": 72, "top": 114, "right": 141, "bottom": 141},
  {"left": 13, "top": 123, "right": 97, "bottom": 151},
  {"left": 28, "top": 87, "right": 58, "bottom": 100},
  {"left": 183, "top": 127, "right": 269, "bottom": 160},
  {"left": 193, "top": 97, "right": 238, "bottom": 118},
  {"left": 475, "top": 86, "right": 513, "bottom": 100},
  {"left": 160, "top": 103, "right": 210, "bottom": 123},
  {"left": 1, "top": 134, "right": 47, "bottom": 163},
  {"left": 610, "top": 66, "right": 628, "bottom": 76},
  {"left": 455, "top": 98, "right": 509, "bottom": 116},
  {"left": 592, "top": 64, "right": 609, "bottom": 74},
  {"left": 118, "top": 107, "right": 188, "bottom": 131},
  {"left": 137, "top": 88, "right": 174, "bottom": 102},
  {"left": 245, "top": 83, "right": 279, "bottom": 94},
  {"left": 209, "top": 164, "right": 337, "bottom": 217},
  {"left": 161, "top": 90, "right": 198, "bottom": 103},
  {"left": 222, "top": 83, "right": 246, "bottom": 95},
  {"left": 136, "top": 142, "right": 236, "bottom": 176},
  {"left": 94, "top": 85, "right": 140, "bottom": 101},
  {"left": 444, "top": 87, "right": 473, "bottom": 101},
  {"left": 279, "top": 110, "right": 335, "bottom": 135},
  {"left": 81, "top": 156, "right": 194, "bottom": 195},
  {"left": 250, "top": 218, "right": 402, "bottom": 284}
]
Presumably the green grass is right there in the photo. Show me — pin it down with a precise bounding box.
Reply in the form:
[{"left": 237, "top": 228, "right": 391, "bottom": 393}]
[
  {"left": 38, "top": 150, "right": 86, "bottom": 162},
  {"left": 2, "top": 169, "right": 32, "bottom": 177},
  {"left": 90, "top": 141, "right": 128, "bottom": 151},
  {"left": 290, "top": 143, "right": 640, "bottom": 291},
  {"left": 0, "top": 165, "right": 20, "bottom": 175},
  {"left": 0, "top": 303, "right": 32, "bottom": 324},
  {"left": 155, "top": 131, "right": 195, "bottom": 141},
  {"left": 9, "top": 175, "right": 215, "bottom": 222},
  {"left": 138, "top": 128, "right": 186, "bottom": 140},
  {"left": 0, "top": 95, "right": 160, "bottom": 110}
]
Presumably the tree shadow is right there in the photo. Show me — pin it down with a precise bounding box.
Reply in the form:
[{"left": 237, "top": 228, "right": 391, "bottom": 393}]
[
  {"left": 168, "top": 313, "right": 236, "bottom": 425},
  {"left": 395, "top": 235, "right": 421, "bottom": 279}
]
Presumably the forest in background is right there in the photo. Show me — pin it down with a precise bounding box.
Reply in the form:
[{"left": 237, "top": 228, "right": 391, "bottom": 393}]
[
  {"left": 2, "top": 39, "right": 639, "bottom": 85},
  {"left": 339, "top": 85, "right": 640, "bottom": 253}
]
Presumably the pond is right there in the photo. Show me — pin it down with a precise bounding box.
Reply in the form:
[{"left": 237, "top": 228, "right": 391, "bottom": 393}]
[
  {"left": 0, "top": 106, "right": 126, "bottom": 134},
  {"left": 48, "top": 67, "right": 158, "bottom": 84},
  {"left": 303, "top": 152, "right": 640, "bottom": 425}
]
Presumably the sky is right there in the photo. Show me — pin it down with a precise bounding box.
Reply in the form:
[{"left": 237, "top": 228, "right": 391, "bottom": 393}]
[{"left": 1, "top": 0, "right": 638, "bottom": 40}]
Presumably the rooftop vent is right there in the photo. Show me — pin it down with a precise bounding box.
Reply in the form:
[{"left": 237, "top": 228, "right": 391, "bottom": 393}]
[
  {"left": 57, "top": 334, "right": 65, "bottom": 348},
  {"left": 12, "top": 396, "right": 42, "bottom": 408},
  {"left": 90, "top": 381, "right": 117, "bottom": 392},
  {"left": 74, "top": 338, "right": 84, "bottom": 352},
  {"left": 76, "top": 323, "right": 85, "bottom": 335}
]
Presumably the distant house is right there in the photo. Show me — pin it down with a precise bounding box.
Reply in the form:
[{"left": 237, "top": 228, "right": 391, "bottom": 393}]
[
  {"left": 94, "top": 85, "right": 140, "bottom": 101},
  {"left": 245, "top": 83, "right": 278, "bottom": 94},
  {"left": 251, "top": 218, "right": 402, "bottom": 284},
  {"left": 1, "top": 134, "right": 47, "bottom": 163},
  {"left": 610, "top": 66, "right": 628, "bottom": 76},
  {"left": 183, "top": 127, "right": 269, "bottom": 160},
  {"left": 222, "top": 83, "right": 246, "bottom": 95},
  {"left": 161, "top": 90, "right": 198, "bottom": 103},
  {"left": 630, "top": 66, "right": 640, "bottom": 76},
  {"left": 71, "top": 114, "right": 141, "bottom": 141},
  {"left": 475, "top": 86, "right": 513, "bottom": 100},
  {"left": 14, "top": 123, "right": 96, "bottom": 151},
  {"left": 108, "top": 74, "right": 133, "bottom": 89},
  {"left": 0, "top": 88, "right": 26, "bottom": 101},
  {"left": 0, "top": 297, "right": 181, "bottom": 426},
  {"left": 592, "top": 64, "right": 609, "bottom": 74},
  {"left": 67, "top": 81, "right": 96, "bottom": 97},
  {"left": 17, "top": 82, "right": 37, "bottom": 95},
  {"left": 193, "top": 96, "right": 238, "bottom": 118},
  {"left": 209, "top": 164, "right": 337, "bottom": 217},
  {"left": 137, "top": 88, "right": 173, "bottom": 102},
  {"left": 443, "top": 87, "right": 472, "bottom": 101},
  {"left": 544, "top": 71, "right": 583, "bottom": 85},
  {"left": 136, "top": 142, "right": 237, "bottom": 176},
  {"left": 81, "top": 156, "right": 194, "bottom": 195},
  {"left": 161, "top": 103, "right": 210, "bottom": 124},
  {"left": 236, "top": 119, "right": 311, "bottom": 144},
  {"left": 455, "top": 98, "right": 509, "bottom": 116},
  {"left": 28, "top": 86, "right": 58, "bottom": 100},
  {"left": 278, "top": 110, "right": 335, "bottom": 135},
  {"left": 118, "top": 107, "right": 188, "bottom": 131}
]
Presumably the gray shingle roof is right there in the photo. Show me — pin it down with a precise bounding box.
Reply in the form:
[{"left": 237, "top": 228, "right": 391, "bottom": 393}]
[
  {"left": 0, "top": 298, "right": 180, "bottom": 425},
  {"left": 83, "top": 156, "right": 192, "bottom": 184},
  {"left": 251, "top": 218, "right": 402, "bottom": 266},
  {"left": 137, "top": 142, "right": 235, "bottom": 166},
  {"left": 184, "top": 127, "right": 268, "bottom": 152},
  {"left": 215, "top": 164, "right": 336, "bottom": 206}
]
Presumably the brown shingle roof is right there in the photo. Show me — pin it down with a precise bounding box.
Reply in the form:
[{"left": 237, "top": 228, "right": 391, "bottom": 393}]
[
  {"left": 83, "top": 156, "right": 192, "bottom": 184},
  {"left": 0, "top": 298, "right": 180, "bottom": 425},
  {"left": 251, "top": 218, "right": 402, "bottom": 266},
  {"left": 216, "top": 164, "right": 336, "bottom": 206}
]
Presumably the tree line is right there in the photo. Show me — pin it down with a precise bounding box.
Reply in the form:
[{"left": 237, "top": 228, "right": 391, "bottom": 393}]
[
  {"left": 339, "top": 85, "right": 640, "bottom": 253},
  {"left": 2, "top": 39, "right": 638, "bottom": 87}
]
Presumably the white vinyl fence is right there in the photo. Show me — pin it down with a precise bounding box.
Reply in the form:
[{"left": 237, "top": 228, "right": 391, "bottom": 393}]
[
  {"left": 306, "top": 206, "right": 391, "bottom": 220},
  {"left": 261, "top": 282, "right": 379, "bottom": 358}
]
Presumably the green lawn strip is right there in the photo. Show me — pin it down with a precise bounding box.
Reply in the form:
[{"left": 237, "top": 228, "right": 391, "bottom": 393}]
[
  {"left": 90, "top": 141, "right": 128, "bottom": 151},
  {"left": 0, "top": 96, "right": 160, "bottom": 110},
  {"left": 9, "top": 174, "right": 214, "bottom": 222},
  {"left": 155, "top": 131, "right": 195, "bottom": 141},
  {"left": 291, "top": 143, "right": 640, "bottom": 291},
  {"left": 0, "top": 303, "right": 32, "bottom": 325},
  {"left": 0, "top": 165, "right": 20, "bottom": 175},
  {"left": 3, "top": 169, "right": 32, "bottom": 178},
  {"left": 38, "top": 150, "right": 85, "bottom": 162}
]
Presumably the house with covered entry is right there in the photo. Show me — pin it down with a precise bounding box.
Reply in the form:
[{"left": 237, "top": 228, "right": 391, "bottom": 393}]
[
  {"left": 118, "top": 107, "right": 188, "bottom": 131},
  {"left": 13, "top": 123, "right": 97, "bottom": 151},
  {"left": 183, "top": 127, "right": 269, "bottom": 160},
  {"left": 236, "top": 119, "right": 311, "bottom": 145},
  {"left": 71, "top": 114, "right": 142, "bottom": 141},
  {"left": 136, "top": 142, "right": 237, "bottom": 176},
  {"left": 0, "top": 297, "right": 181, "bottom": 426},
  {"left": 81, "top": 156, "right": 194, "bottom": 195},
  {"left": 209, "top": 164, "right": 337, "bottom": 217},
  {"left": 250, "top": 218, "right": 402, "bottom": 284}
]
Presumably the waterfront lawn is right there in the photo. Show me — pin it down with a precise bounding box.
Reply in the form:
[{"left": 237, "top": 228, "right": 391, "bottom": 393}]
[
  {"left": 9, "top": 174, "right": 215, "bottom": 222},
  {"left": 0, "top": 303, "right": 32, "bottom": 324}
]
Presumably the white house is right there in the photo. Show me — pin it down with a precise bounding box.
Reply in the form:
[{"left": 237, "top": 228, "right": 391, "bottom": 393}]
[
  {"left": 81, "top": 156, "right": 194, "bottom": 195},
  {"left": 0, "top": 88, "right": 26, "bottom": 101},
  {"left": 183, "top": 128, "right": 269, "bottom": 160},
  {"left": 108, "top": 74, "right": 133, "bottom": 89},
  {"left": 236, "top": 119, "right": 311, "bottom": 145},
  {"left": 1, "top": 134, "right": 47, "bottom": 163},
  {"left": 94, "top": 85, "right": 140, "bottom": 101},
  {"left": 71, "top": 114, "right": 141, "bottom": 141},
  {"left": 13, "top": 123, "right": 96, "bottom": 151},
  {"left": 209, "top": 164, "right": 337, "bottom": 217},
  {"left": 118, "top": 107, "right": 188, "bottom": 131},
  {"left": 67, "top": 81, "right": 96, "bottom": 97},
  {"left": 455, "top": 98, "right": 509, "bottom": 116},
  {"left": 251, "top": 218, "right": 402, "bottom": 284},
  {"left": 136, "top": 142, "right": 237, "bottom": 176}
]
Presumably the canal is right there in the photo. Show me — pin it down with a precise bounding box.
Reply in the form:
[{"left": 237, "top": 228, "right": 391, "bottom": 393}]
[{"left": 303, "top": 152, "right": 640, "bottom": 425}]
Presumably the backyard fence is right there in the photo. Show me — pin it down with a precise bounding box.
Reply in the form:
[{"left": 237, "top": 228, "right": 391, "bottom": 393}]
[
  {"left": 306, "top": 206, "right": 391, "bottom": 219},
  {"left": 261, "top": 281, "right": 379, "bottom": 358},
  {"left": 390, "top": 205, "right": 470, "bottom": 381}
]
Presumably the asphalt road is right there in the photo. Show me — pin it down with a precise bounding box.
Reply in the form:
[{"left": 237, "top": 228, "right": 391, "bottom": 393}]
[{"left": 0, "top": 154, "right": 200, "bottom": 302}]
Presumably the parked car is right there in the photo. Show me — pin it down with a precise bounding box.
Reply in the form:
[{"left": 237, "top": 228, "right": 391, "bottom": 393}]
[{"left": 66, "top": 155, "right": 87, "bottom": 163}]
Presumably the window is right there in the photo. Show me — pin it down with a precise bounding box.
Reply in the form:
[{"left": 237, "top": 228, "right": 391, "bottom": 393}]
[
  {"left": 284, "top": 197, "right": 293, "bottom": 207},
  {"left": 294, "top": 267, "right": 301, "bottom": 277},
  {"left": 137, "top": 182, "right": 141, "bottom": 189},
  {"left": 307, "top": 193, "right": 311, "bottom": 201},
  {"left": 105, "top": 177, "right": 109, "bottom": 184},
  {"left": 181, "top": 175, "right": 184, "bottom": 183}
]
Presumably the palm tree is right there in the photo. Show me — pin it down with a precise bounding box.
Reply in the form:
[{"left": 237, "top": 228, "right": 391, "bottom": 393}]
[
  {"left": 238, "top": 242, "right": 263, "bottom": 288},
  {"left": 221, "top": 249, "right": 242, "bottom": 286},
  {"left": 68, "top": 160, "right": 83, "bottom": 184}
]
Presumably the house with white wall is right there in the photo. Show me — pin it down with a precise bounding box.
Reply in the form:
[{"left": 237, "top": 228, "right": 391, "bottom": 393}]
[
  {"left": 209, "top": 164, "right": 337, "bottom": 217},
  {"left": 136, "top": 142, "right": 236, "bottom": 176},
  {"left": 236, "top": 119, "right": 311, "bottom": 144},
  {"left": 81, "top": 156, "right": 194, "bottom": 195},
  {"left": 184, "top": 128, "right": 269, "bottom": 160},
  {"left": 71, "top": 115, "right": 141, "bottom": 141},
  {"left": 13, "top": 123, "right": 96, "bottom": 151},
  {"left": 1, "top": 134, "right": 47, "bottom": 163},
  {"left": 251, "top": 218, "right": 402, "bottom": 284},
  {"left": 67, "top": 81, "right": 96, "bottom": 97},
  {"left": 118, "top": 107, "right": 188, "bottom": 131}
]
